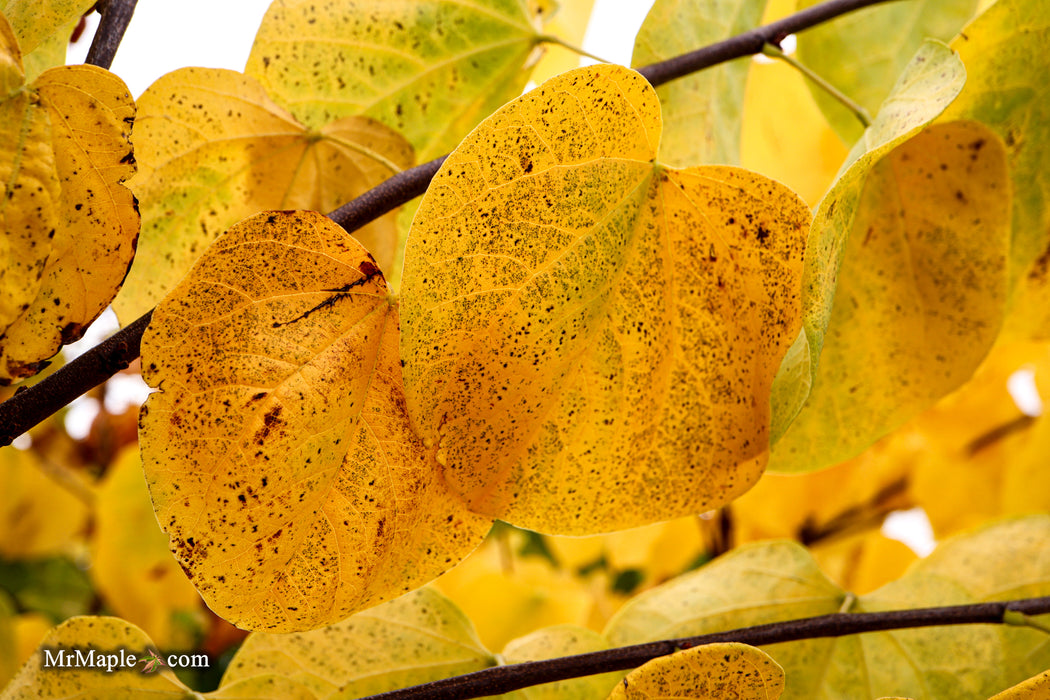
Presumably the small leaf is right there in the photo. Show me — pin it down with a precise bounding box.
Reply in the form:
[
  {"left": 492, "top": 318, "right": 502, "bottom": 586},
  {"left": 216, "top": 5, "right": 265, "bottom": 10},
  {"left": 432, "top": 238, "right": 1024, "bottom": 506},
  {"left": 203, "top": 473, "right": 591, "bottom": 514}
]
[
  {"left": 796, "top": 0, "right": 977, "bottom": 144},
  {"left": 219, "top": 588, "right": 493, "bottom": 698},
  {"left": 246, "top": 0, "right": 544, "bottom": 161},
  {"left": 606, "top": 643, "right": 784, "bottom": 700},
  {"left": 0, "top": 64, "right": 138, "bottom": 383},
  {"left": 139, "top": 210, "right": 490, "bottom": 632},
  {"left": 0, "top": 0, "right": 92, "bottom": 54},
  {"left": 632, "top": 0, "right": 766, "bottom": 166},
  {"left": 114, "top": 67, "right": 412, "bottom": 323},
  {"left": 401, "top": 64, "right": 810, "bottom": 534},
  {"left": 1, "top": 617, "right": 191, "bottom": 699}
]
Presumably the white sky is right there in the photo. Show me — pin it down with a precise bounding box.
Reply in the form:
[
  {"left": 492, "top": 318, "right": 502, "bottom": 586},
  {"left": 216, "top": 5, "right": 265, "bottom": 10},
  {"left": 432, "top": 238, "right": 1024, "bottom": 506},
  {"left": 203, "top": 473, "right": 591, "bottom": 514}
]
[{"left": 69, "top": 0, "right": 657, "bottom": 98}]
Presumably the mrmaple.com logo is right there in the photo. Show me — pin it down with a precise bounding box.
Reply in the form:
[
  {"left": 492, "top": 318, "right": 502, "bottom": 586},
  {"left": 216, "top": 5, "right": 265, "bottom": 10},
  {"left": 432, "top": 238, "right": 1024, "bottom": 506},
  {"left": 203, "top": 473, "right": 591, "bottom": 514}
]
[{"left": 40, "top": 646, "right": 208, "bottom": 673}]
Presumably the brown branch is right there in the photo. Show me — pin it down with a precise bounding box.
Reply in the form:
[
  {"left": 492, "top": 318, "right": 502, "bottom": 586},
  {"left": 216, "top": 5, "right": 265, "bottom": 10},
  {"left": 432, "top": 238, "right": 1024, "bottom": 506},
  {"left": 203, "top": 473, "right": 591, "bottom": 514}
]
[
  {"left": 85, "top": 0, "right": 139, "bottom": 70},
  {"left": 0, "top": 312, "right": 151, "bottom": 445},
  {"left": 360, "top": 596, "right": 1050, "bottom": 700},
  {"left": 0, "top": 0, "right": 901, "bottom": 444}
]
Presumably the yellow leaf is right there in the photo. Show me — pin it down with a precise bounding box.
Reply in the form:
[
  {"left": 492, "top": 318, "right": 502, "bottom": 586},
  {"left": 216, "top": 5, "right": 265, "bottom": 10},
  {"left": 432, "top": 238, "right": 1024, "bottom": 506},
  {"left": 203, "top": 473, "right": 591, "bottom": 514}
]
[
  {"left": 91, "top": 446, "right": 204, "bottom": 648},
  {"left": 796, "top": 0, "right": 977, "bottom": 144},
  {"left": 769, "top": 41, "right": 969, "bottom": 448},
  {"left": 0, "top": 16, "right": 60, "bottom": 337},
  {"left": 632, "top": 0, "right": 766, "bottom": 166},
  {"left": 502, "top": 625, "right": 623, "bottom": 700},
  {"left": 434, "top": 537, "right": 597, "bottom": 652},
  {"left": 0, "top": 445, "right": 88, "bottom": 558},
  {"left": 604, "top": 542, "right": 845, "bottom": 683},
  {"left": 0, "top": 0, "right": 92, "bottom": 54},
  {"left": 810, "top": 529, "right": 917, "bottom": 595},
  {"left": 770, "top": 119, "right": 1010, "bottom": 471},
  {"left": 606, "top": 643, "right": 784, "bottom": 700},
  {"left": 938, "top": 0, "right": 1050, "bottom": 337},
  {"left": 245, "top": 0, "right": 543, "bottom": 162},
  {"left": 401, "top": 64, "right": 810, "bottom": 534},
  {"left": 114, "top": 67, "right": 412, "bottom": 323},
  {"left": 1, "top": 616, "right": 191, "bottom": 699},
  {"left": 219, "top": 588, "right": 493, "bottom": 698},
  {"left": 0, "top": 63, "right": 138, "bottom": 383},
  {"left": 740, "top": 58, "right": 848, "bottom": 206},
  {"left": 139, "top": 210, "right": 491, "bottom": 632},
  {"left": 205, "top": 676, "right": 318, "bottom": 700},
  {"left": 990, "top": 670, "right": 1050, "bottom": 700},
  {"left": 21, "top": 16, "right": 74, "bottom": 84}
]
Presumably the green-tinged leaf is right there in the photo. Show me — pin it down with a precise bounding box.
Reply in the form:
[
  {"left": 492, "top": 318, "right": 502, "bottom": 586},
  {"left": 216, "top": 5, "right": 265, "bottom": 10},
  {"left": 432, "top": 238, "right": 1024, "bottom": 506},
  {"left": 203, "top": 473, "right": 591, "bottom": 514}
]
[
  {"left": 0, "top": 64, "right": 138, "bottom": 383},
  {"left": 938, "top": 0, "right": 1050, "bottom": 337},
  {"left": 0, "top": 0, "right": 92, "bottom": 54},
  {"left": 245, "top": 0, "right": 543, "bottom": 161},
  {"left": 114, "top": 67, "right": 412, "bottom": 323},
  {"left": 220, "top": 588, "right": 494, "bottom": 698},
  {"left": 796, "top": 0, "right": 977, "bottom": 144},
  {"left": 0, "top": 617, "right": 192, "bottom": 699},
  {"left": 0, "top": 445, "right": 88, "bottom": 558},
  {"left": 0, "top": 16, "right": 59, "bottom": 336},
  {"left": 606, "top": 643, "right": 784, "bottom": 700},
  {"left": 604, "top": 542, "right": 847, "bottom": 699},
  {"left": 21, "top": 17, "right": 74, "bottom": 84},
  {"left": 632, "top": 0, "right": 766, "bottom": 166},
  {"left": 91, "top": 447, "right": 204, "bottom": 649},
  {"left": 770, "top": 120, "right": 1010, "bottom": 471},
  {"left": 401, "top": 64, "right": 809, "bottom": 535},
  {"left": 139, "top": 210, "right": 490, "bottom": 632},
  {"left": 766, "top": 41, "right": 972, "bottom": 463},
  {"left": 502, "top": 626, "right": 622, "bottom": 700},
  {"left": 205, "top": 676, "right": 318, "bottom": 699},
  {"left": 0, "top": 557, "right": 93, "bottom": 621},
  {"left": 909, "top": 515, "right": 1050, "bottom": 683}
]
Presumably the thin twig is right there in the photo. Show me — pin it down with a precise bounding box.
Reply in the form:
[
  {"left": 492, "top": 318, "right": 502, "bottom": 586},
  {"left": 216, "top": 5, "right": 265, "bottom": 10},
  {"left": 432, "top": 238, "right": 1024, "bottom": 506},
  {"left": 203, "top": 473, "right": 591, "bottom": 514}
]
[
  {"left": 0, "top": 312, "right": 150, "bottom": 446},
  {"left": 0, "top": 0, "right": 900, "bottom": 444},
  {"left": 360, "top": 597, "right": 1050, "bottom": 700},
  {"left": 85, "top": 0, "right": 139, "bottom": 70}
]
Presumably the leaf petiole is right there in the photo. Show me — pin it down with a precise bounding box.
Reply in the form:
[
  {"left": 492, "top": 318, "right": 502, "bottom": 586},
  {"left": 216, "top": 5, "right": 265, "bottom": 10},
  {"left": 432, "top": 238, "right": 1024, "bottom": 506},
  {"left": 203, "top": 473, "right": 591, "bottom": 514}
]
[
  {"left": 762, "top": 42, "right": 872, "bottom": 128},
  {"left": 538, "top": 35, "right": 611, "bottom": 65}
]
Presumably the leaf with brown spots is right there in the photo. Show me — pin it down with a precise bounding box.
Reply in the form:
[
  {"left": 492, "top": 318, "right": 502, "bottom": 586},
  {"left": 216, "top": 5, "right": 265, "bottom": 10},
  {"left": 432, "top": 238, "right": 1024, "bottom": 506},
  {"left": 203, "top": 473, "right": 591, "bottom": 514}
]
[
  {"left": 113, "top": 67, "right": 413, "bottom": 323},
  {"left": 0, "top": 64, "right": 138, "bottom": 383},
  {"left": 769, "top": 121, "right": 1011, "bottom": 473},
  {"left": 220, "top": 587, "right": 493, "bottom": 698},
  {"left": 937, "top": 0, "right": 1050, "bottom": 339},
  {"left": 400, "top": 64, "right": 810, "bottom": 535},
  {"left": 245, "top": 0, "right": 545, "bottom": 162},
  {"left": 0, "top": 0, "right": 93, "bottom": 54},
  {"left": 606, "top": 643, "right": 785, "bottom": 700},
  {"left": 0, "top": 11, "right": 138, "bottom": 384},
  {"left": 139, "top": 210, "right": 491, "bottom": 632},
  {"left": 2, "top": 616, "right": 191, "bottom": 699}
]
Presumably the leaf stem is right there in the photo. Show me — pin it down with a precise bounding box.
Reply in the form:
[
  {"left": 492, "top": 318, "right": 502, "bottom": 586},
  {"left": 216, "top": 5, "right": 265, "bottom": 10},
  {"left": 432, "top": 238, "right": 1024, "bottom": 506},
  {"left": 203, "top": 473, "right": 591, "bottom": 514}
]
[
  {"left": 1004, "top": 609, "right": 1050, "bottom": 635},
  {"left": 761, "top": 43, "right": 872, "bottom": 127},
  {"left": 360, "top": 596, "right": 1050, "bottom": 700},
  {"left": 538, "top": 35, "right": 610, "bottom": 65},
  {"left": 85, "top": 0, "right": 139, "bottom": 70},
  {"left": 0, "top": 0, "right": 904, "bottom": 443}
]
